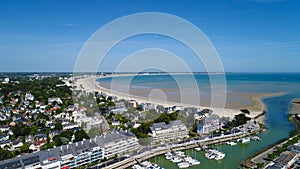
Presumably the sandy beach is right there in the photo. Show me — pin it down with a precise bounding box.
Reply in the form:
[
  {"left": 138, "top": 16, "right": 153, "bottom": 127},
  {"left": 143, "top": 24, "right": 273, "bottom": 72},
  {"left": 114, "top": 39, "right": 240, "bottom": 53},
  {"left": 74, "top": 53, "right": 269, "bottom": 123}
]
[{"left": 73, "top": 75, "right": 283, "bottom": 120}]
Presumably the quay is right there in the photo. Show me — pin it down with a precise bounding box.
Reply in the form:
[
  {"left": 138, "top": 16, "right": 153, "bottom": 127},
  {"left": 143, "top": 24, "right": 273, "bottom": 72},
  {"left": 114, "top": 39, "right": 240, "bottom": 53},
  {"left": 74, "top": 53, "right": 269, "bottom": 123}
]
[
  {"left": 240, "top": 134, "right": 299, "bottom": 168},
  {"left": 100, "top": 129, "right": 260, "bottom": 169}
]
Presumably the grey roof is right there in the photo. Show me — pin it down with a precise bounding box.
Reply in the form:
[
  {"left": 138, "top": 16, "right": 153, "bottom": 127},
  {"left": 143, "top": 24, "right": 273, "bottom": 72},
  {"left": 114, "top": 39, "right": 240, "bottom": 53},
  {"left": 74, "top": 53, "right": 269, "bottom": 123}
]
[
  {"left": 0, "top": 131, "right": 136, "bottom": 168},
  {"left": 274, "top": 151, "right": 296, "bottom": 165},
  {"left": 150, "top": 120, "right": 187, "bottom": 133},
  {"left": 169, "top": 120, "right": 183, "bottom": 127},
  {"left": 94, "top": 131, "right": 133, "bottom": 146},
  {"left": 59, "top": 139, "right": 98, "bottom": 157},
  {"left": 152, "top": 122, "right": 166, "bottom": 131}
]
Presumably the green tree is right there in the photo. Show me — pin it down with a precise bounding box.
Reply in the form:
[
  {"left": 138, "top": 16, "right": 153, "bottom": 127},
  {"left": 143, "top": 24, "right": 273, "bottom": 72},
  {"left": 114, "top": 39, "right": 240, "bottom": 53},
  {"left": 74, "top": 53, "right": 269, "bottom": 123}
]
[
  {"left": 12, "top": 123, "right": 31, "bottom": 137},
  {"left": 256, "top": 162, "right": 264, "bottom": 168},
  {"left": 60, "top": 130, "right": 74, "bottom": 140},
  {"left": 20, "top": 143, "right": 29, "bottom": 153},
  {"left": 0, "top": 149, "right": 14, "bottom": 160},
  {"left": 88, "top": 127, "right": 102, "bottom": 138},
  {"left": 74, "top": 130, "right": 90, "bottom": 142},
  {"left": 54, "top": 121, "right": 63, "bottom": 130}
]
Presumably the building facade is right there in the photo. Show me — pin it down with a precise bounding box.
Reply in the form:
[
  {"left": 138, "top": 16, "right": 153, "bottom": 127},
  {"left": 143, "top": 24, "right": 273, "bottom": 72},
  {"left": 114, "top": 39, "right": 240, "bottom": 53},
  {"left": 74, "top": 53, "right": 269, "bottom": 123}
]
[
  {"left": 197, "top": 115, "right": 221, "bottom": 134},
  {"left": 95, "top": 131, "right": 140, "bottom": 158},
  {"left": 149, "top": 120, "right": 188, "bottom": 144},
  {"left": 0, "top": 131, "right": 139, "bottom": 169}
]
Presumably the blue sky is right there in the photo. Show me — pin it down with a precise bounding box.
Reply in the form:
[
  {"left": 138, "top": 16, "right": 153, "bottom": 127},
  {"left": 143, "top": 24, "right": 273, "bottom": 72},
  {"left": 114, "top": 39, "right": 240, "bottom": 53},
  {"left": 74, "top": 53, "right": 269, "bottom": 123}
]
[{"left": 0, "top": 0, "right": 300, "bottom": 72}]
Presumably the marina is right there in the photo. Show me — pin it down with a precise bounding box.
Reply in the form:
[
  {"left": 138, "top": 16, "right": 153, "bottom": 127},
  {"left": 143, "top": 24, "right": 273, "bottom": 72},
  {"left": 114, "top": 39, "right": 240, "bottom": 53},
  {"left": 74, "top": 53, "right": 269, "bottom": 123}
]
[{"left": 164, "top": 151, "right": 200, "bottom": 168}]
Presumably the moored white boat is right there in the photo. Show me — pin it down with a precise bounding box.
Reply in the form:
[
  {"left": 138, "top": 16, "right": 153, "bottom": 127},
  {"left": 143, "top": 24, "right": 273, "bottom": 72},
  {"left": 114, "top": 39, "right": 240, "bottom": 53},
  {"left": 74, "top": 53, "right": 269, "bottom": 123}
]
[
  {"left": 226, "top": 141, "right": 237, "bottom": 146},
  {"left": 178, "top": 162, "right": 190, "bottom": 168},
  {"left": 214, "top": 152, "right": 225, "bottom": 160},
  {"left": 239, "top": 137, "right": 251, "bottom": 143},
  {"left": 171, "top": 157, "right": 182, "bottom": 163},
  {"left": 194, "top": 147, "right": 201, "bottom": 151}
]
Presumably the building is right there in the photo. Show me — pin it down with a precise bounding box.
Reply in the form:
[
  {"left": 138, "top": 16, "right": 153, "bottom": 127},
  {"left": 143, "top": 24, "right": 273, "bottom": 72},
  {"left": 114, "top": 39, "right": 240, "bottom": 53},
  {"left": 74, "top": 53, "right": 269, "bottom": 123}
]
[
  {"left": 85, "top": 115, "right": 104, "bottom": 131},
  {"left": 3, "top": 77, "right": 9, "bottom": 84},
  {"left": 128, "top": 100, "right": 138, "bottom": 108},
  {"left": 0, "top": 132, "right": 139, "bottom": 169},
  {"left": 149, "top": 120, "right": 188, "bottom": 144},
  {"left": 268, "top": 151, "right": 298, "bottom": 169},
  {"left": 197, "top": 115, "right": 221, "bottom": 134},
  {"left": 0, "top": 139, "right": 104, "bottom": 169},
  {"left": 48, "top": 98, "right": 62, "bottom": 105},
  {"left": 25, "top": 93, "right": 34, "bottom": 101},
  {"left": 139, "top": 103, "right": 157, "bottom": 112},
  {"left": 59, "top": 139, "right": 103, "bottom": 169},
  {"left": 95, "top": 130, "right": 140, "bottom": 158}
]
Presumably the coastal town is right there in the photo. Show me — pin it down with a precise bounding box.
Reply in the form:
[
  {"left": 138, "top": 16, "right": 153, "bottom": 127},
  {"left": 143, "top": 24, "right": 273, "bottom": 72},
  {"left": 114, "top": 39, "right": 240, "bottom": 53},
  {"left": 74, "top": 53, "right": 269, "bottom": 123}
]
[{"left": 0, "top": 73, "right": 298, "bottom": 169}]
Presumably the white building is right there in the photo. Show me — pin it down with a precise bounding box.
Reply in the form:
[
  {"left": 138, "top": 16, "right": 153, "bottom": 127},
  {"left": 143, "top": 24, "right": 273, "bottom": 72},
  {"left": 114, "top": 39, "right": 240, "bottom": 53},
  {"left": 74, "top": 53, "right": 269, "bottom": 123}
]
[
  {"left": 95, "top": 131, "right": 140, "bottom": 158},
  {"left": 3, "top": 77, "right": 9, "bottom": 83},
  {"left": 48, "top": 98, "right": 62, "bottom": 105},
  {"left": 197, "top": 115, "right": 221, "bottom": 134},
  {"left": 149, "top": 120, "right": 188, "bottom": 144},
  {"left": 25, "top": 93, "right": 34, "bottom": 101},
  {"left": 128, "top": 100, "right": 138, "bottom": 108}
]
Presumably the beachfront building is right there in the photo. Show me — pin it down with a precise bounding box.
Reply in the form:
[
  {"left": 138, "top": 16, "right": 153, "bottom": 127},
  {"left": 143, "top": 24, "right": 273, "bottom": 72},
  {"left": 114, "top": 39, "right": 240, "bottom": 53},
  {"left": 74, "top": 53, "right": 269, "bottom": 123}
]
[
  {"left": 139, "top": 103, "right": 157, "bottom": 112},
  {"left": 95, "top": 130, "right": 140, "bottom": 158},
  {"left": 111, "top": 102, "right": 127, "bottom": 114},
  {"left": 0, "top": 131, "right": 139, "bottom": 169},
  {"left": 149, "top": 120, "right": 189, "bottom": 144},
  {"left": 128, "top": 100, "right": 138, "bottom": 108},
  {"left": 0, "top": 139, "right": 104, "bottom": 169},
  {"left": 197, "top": 115, "right": 221, "bottom": 135},
  {"left": 59, "top": 140, "right": 104, "bottom": 169}
]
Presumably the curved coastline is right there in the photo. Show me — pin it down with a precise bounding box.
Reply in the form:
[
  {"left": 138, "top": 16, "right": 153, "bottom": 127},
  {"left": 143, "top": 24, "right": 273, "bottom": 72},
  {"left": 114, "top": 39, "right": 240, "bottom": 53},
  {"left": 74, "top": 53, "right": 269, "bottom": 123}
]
[{"left": 73, "top": 74, "right": 284, "bottom": 121}]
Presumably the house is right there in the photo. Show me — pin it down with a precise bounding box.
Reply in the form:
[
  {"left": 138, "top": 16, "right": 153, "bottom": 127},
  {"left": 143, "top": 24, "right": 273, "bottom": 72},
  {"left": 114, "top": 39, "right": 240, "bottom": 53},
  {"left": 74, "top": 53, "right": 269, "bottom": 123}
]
[
  {"left": 111, "top": 102, "right": 128, "bottom": 114},
  {"left": 67, "top": 105, "right": 75, "bottom": 112},
  {"left": 48, "top": 98, "right": 62, "bottom": 105},
  {"left": 2, "top": 77, "right": 9, "bottom": 83},
  {"left": 49, "top": 130, "right": 61, "bottom": 139},
  {"left": 63, "top": 123, "right": 79, "bottom": 130},
  {"left": 11, "top": 140, "right": 23, "bottom": 149},
  {"left": 107, "top": 96, "right": 118, "bottom": 102},
  {"left": 0, "top": 140, "right": 11, "bottom": 149},
  {"left": 29, "top": 143, "right": 37, "bottom": 151},
  {"left": 139, "top": 103, "right": 157, "bottom": 112},
  {"left": 111, "top": 121, "right": 120, "bottom": 126},
  {"left": 197, "top": 115, "right": 221, "bottom": 134},
  {"left": 0, "top": 133, "right": 9, "bottom": 141},
  {"left": 25, "top": 135, "right": 34, "bottom": 143},
  {"left": 25, "top": 93, "right": 34, "bottom": 101},
  {"left": 128, "top": 100, "right": 138, "bottom": 108},
  {"left": 0, "top": 125, "right": 10, "bottom": 132},
  {"left": 34, "top": 139, "right": 47, "bottom": 149},
  {"left": 85, "top": 113, "right": 105, "bottom": 131}
]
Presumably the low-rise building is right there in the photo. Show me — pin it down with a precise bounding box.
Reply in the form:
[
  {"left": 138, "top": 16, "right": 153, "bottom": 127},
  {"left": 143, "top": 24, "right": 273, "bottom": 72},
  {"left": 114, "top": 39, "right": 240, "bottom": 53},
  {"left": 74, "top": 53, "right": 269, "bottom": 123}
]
[
  {"left": 149, "top": 120, "right": 188, "bottom": 144},
  {"left": 139, "top": 103, "right": 157, "bottom": 112},
  {"left": 48, "top": 98, "right": 62, "bottom": 105},
  {"left": 128, "top": 100, "right": 138, "bottom": 108},
  {"left": 268, "top": 151, "right": 298, "bottom": 169}
]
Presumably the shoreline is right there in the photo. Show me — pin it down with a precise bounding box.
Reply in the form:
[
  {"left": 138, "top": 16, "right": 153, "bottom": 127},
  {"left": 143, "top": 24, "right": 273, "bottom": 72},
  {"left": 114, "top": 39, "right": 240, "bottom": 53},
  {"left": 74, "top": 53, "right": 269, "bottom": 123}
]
[{"left": 73, "top": 74, "right": 282, "bottom": 120}]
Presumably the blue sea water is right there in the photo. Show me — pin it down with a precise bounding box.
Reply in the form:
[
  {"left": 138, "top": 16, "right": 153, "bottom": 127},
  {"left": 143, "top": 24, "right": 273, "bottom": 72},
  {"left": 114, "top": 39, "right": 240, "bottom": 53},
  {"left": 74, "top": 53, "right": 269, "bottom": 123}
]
[{"left": 97, "top": 73, "right": 300, "bottom": 168}]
